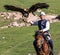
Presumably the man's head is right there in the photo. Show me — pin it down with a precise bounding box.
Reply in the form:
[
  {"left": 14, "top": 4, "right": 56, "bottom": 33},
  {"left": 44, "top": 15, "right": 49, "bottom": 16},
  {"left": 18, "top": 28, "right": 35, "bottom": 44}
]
[{"left": 39, "top": 11, "right": 46, "bottom": 20}]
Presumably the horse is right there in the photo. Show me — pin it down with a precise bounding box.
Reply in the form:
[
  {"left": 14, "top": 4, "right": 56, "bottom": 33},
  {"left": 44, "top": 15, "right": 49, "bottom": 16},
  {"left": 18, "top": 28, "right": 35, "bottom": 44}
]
[{"left": 33, "top": 31, "right": 52, "bottom": 55}]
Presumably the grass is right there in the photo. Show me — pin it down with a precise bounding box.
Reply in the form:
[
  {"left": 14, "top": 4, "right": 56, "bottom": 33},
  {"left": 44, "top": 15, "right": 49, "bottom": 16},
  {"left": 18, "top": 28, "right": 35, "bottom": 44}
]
[
  {"left": 50, "top": 22, "right": 60, "bottom": 55},
  {"left": 0, "top": 22, "right": 60, "bottom": 55},
  {"left": 0, "top": 0, "right": 60, "bottom": 14},
  {"left": 0, "top": 19, "right": 13, "bottom": 27}
]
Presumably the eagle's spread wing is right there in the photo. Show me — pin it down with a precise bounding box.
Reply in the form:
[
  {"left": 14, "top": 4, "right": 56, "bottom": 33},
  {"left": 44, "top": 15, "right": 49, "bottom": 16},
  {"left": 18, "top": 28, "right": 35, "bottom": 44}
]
[
  {"left": 28, "top": 3, "right": 49, "bottom": 13},
  {"left": 4, "top": 5, "right": 29, "bottom": 17}
]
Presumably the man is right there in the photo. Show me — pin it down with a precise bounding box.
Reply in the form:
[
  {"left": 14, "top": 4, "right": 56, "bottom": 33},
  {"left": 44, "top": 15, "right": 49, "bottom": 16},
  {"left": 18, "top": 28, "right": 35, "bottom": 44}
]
[{"left": 38, "top": 11, "right": 54, "bottom": 54}]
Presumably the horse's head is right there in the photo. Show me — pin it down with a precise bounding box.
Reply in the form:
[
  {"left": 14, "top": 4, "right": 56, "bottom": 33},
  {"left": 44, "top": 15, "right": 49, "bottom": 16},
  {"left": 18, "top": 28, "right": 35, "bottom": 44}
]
[{"left": 34, "top": 31, "right": 44, "bottom": 48}]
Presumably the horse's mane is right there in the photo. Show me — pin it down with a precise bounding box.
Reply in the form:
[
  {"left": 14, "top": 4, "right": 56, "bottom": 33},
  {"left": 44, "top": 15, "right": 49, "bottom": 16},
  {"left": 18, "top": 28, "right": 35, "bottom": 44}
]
[{"left": 35, "top": 31, "right": 43, "bottom": 37}]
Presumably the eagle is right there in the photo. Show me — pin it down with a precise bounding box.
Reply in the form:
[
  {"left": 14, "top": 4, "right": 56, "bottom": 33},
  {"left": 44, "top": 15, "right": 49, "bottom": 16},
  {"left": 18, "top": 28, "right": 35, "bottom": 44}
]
[{"left": 4, "top": 3, "right": 49, "bottom": 17}]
